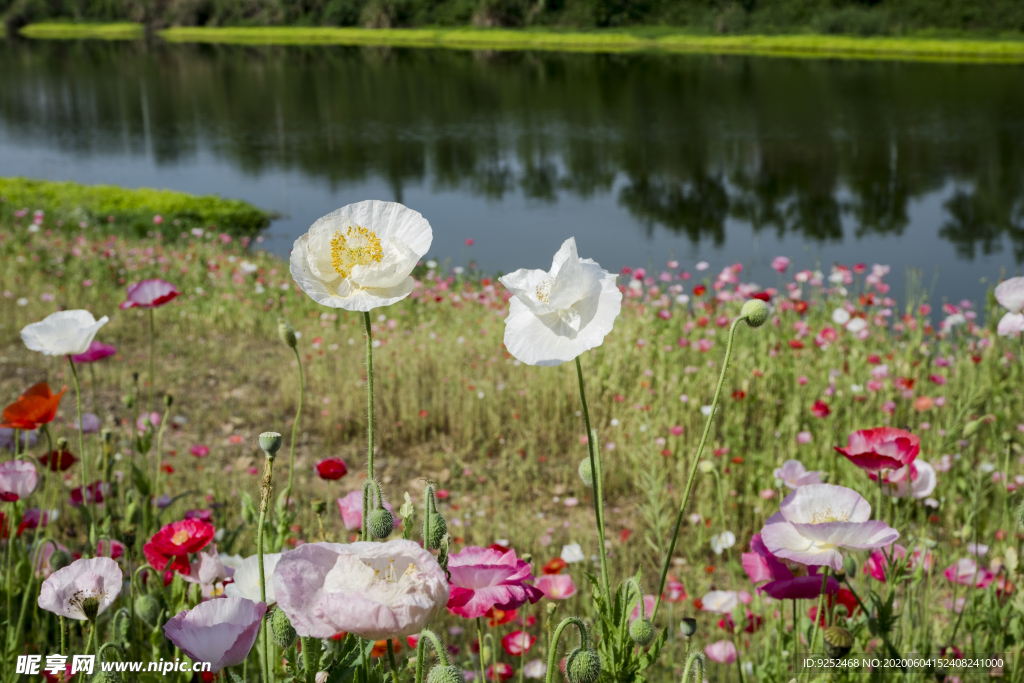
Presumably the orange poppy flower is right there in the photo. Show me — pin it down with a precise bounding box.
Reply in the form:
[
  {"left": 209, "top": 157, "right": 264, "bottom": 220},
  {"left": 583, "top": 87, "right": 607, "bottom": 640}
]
[
  {"left": 1, "top": 382, "right": 67, "bottom": 430},
  {"left": 370, "top": 638, "right": 401, "bottom": 658}
]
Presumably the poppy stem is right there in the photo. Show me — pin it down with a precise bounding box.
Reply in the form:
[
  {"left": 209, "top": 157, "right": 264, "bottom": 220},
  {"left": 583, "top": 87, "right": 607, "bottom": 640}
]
[
  {"left": 653, "top": 316, "right": 745, "bottom": 622},
  {"left": 387, "top": 638, "right": 400, "bottom": 683},
  {"left": 283, "top": 345, "right": 304, "bottom": 519},
  {"left": 148, "top": 308, "right": 155, "bottom": 412},
  {"left": 68, "top": 356, "right": 96, "bottom": 548},
  {"left": 154, "top": 400, "right": 171, "bottom": 500},
  {"left": 256, "top": 454, "right": 275, "bottom": 683},
  {"left": 543, "top": 617, "right": 589, "bottom": 683},
  {"left": 574, "top": 355, "right": 610, "bottom": 605},
  {"left": 363, "top": 311, "right": 376, "bottom": 542},
  {"left": 803, "top": 568, "right": 830, "bottom": 683},
  {"left": 476, "top": 617, "right": 487, "bottom": 683}
]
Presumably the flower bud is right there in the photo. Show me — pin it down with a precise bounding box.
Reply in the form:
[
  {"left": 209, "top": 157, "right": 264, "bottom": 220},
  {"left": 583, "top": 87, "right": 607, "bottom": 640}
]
[
  {"left": 423, "top": 512, "right": 447, "bottom": 550},
  {"left": 698, "top": 461, "right": 715, "bottom": 475},
  {"left": 629, "top": 618, "right": 655, "bottom": 647},
  {"left": 278, "top": 319, "right": 298, "bottom": 349},
  {"left": 123, "top": 395, "right": 135, "bottom": 409},
  {"left": 427, "top": 665, "right": 466, "bottom": 683},
  {"left": 311, "top": 499, "right": 327, "bottom": 516},
  {"left": 740, "top": 299, "right": 770, "bottom": 328},
  {"left": 271, "top": 608, "right": 298, "bottom": 650},
  {"left": 843, "top": 556, "right": 857, "bottom": 578},
  {"left": 135, "top": 594, "right": 161, "bottom": 627},
  {"left": 49, "top": 549, "right": 72, "bottom": 572},
  {"left": 834, "top": 604, "right": 849, "bottom": 618},
  {"left": 102, "top": 428, "right": 113, "bottom": 444},
  {"left": 680, "top": 618, "right": 697, "bottom": 638},
  {"left": 578, "top": 458, "right": 593, "bottom": 486},
  {"left": 57, "top": 437, "right": 69, "bottom": 451},
  {"left": 566, "top": 648, "right": 601, "bottom": 683},
  {"left": 164, "top": 394, "right": 174, "bottom": 407},
  {"left": 368, "top": 508, "right": 396, "bottom": 539},
  {"left": 823, "top": 625, "right": 854, "bottom": 661},
  {"left": 259, "top": 432, "right": 283, "bottom": 458}
]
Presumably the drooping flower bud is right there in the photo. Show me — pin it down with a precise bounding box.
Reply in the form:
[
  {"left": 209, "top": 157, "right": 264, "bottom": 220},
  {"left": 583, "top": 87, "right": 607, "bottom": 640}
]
[
  {"left": 680, "top": 618, "right": 697, "bottom": 638},
  {"left": 278, "top": 319, "right": 298, "bottom": 349},
  {"left": 740, "top": 299, "right": 770, "bottom": 328},
  {"left": 823, "top": 625, "right": 854, "bottom": 661},
  {"left": 843, "top": 555, "right": 857, "bottom": 578},
  {"left": 259, "top": 432, "right": 283, "bottom": 459},
  {"left": 271, "top": 608, "right": 298, "bottom": 650},
  {"left": 368, "top": 508, "right": 396, "bottom": 539},
  {"left": 101, "top": 428, "right": 113, "bottom": 444},
  {"left": 578, "top": 458, "right": 593, "bottom": 486},
  {"left": 427, "top": 665, "right": 466, "bottom": 683},
  {"left": 49, "top": 549, "right": 72, "bottom": 572},
  {"left": 135, "top": 594, "right": 161, "bottom": 627},
  {"left": 565, "top": 647, "right": 601, "bottom": 683},
  {"left": 629, "top": 618, "right": 655, "bottom": 647}
]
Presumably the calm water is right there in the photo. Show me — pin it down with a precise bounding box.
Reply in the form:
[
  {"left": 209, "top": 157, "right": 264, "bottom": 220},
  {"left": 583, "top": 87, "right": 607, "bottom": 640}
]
[{"left": 2, "top": 38, "right": 1023, "bottom": 306}]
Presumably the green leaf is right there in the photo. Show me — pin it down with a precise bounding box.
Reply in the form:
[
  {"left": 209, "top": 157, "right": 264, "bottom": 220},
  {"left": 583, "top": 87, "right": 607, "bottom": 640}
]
[{"left": 131, "top": 461, "right": 152, "bottom": 497}]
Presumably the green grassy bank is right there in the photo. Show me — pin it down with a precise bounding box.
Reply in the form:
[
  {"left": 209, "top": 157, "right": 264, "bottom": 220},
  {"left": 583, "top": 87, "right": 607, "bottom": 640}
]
[
  {"left": 14, "top": 22, "right": 1024, "bottom": 62},
  {"left": 0, "top": 177, "right": 272, "bottom": 237}
]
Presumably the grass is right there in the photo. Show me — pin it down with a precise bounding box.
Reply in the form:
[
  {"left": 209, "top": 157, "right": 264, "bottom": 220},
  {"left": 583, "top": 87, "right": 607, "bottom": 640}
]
[
  {"left": 0, "top": 180, "right": 1022, "bottom": 680},
  {"left": 16, "top": 21, "right": 144, "bottom": 40},
  {"left": 0, "top": 176, "right": 272, "bottom": 238},
  {"left": 13, "top": 22, "right": 1024, "bottom": 63}
]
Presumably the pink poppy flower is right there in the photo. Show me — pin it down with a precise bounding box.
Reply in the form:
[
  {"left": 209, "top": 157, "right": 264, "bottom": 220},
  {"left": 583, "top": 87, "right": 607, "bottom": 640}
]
[
  {"left": 533, "top": 574, "right": 576, "bottom": 600},
  {"left": 944, "top": 559, "right": 994, "bottom": 589},
  {"left": 879, "top": 461, "right": 937, "bottom": 499},
  {"left": 487, "top": 663, "right": 515, "bottom": 681},
  {"left": 137, "top": 412, "right": 161, "bottom": 434},
  {"left": 995, "top": 277, "right": 1024, "bottom": 337},
  {"left": 32, "top": 540, "right": 70, "bottom": 578},
  {"left": 316, "top": 457, "right": 348, "bottom": 480},
  {"left": 164, "top": 597, "right": 267, "bottom": 672},
  {"left": 184, "top": 508, "right": 212, "bottom": 522},
  {"left": 760, "top": 484, "right": 899, "bottom": 571},
  {"left": 38, "top": 557, "right": 122, "bottom": 620},
  {"left": 629, "top": 594, "right": 656, "bottom": 622},
  {"left": 96, "top": 539, "right": 126, "bottom": 561},
  {"left": 0, "top": 460, "right": 38, "bottom": 501},
  {"left": 69, "top": 481, "right": 107, "bottom": 507},
  {"left": 741, "top": 534, "right": 839, "bottom": 600},
  {"left": 501, "top": 631, "right": 536, "bottom": 656},
  {"left": 70, "top": 341, "right": 117, "bottom": 364},
  {"left": 274, "top": 540, "right": 448, "bottom": 640},
  {"left": 699, "top": 591, "right": 739, "bottom": 614},
  {"left": 337, "top": 490, "right": 396, "bottom": 531},
  {"left": 119, "top": 279, "right": 180, "bottom": 309},
  {"left": 662, "top": 577, "right": 686, "bottom": 603},
  {"left": 771, "top": 256, "right": 790, "bottom": 273},
  {"left": 190, "top": 445, "right": 210, "bottom": 458},
  {"left": 182, "top": 544, "right": 234, "bottom": 587},
  {"left": 447, "top": 546, "right": 543, "bottom": 619},
  {"left": 834, "top": 427, "right": 919, "bottom": 473},
  {"left": 704, "top": 640, "right": 737, "bottom": 664},
  {"left": 773, "top": 460, "right": 824, "bottom": 489},
  {"left": 811, "top": 400, "right": 831, "bottom": 418}
]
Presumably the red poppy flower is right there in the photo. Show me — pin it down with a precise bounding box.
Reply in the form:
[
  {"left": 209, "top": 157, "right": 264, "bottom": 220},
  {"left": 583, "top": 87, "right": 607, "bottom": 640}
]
[
  {"left": 811, "top": 400, "right": 831, "bottom": 418},
  {"left": 894, "top": 377, "right": 916, "bottom": 391},
  {"left": 834, "top": 427, "right": 919, "bottom": 473},
  {"left": 693, "top": 285, "right": 707, "bottom": 296},
  {"left": 69, "top": 481, "right": 107, "bottom": 507},
  {"left": 1, "top": 382, "right": 67, "bottom": 430},
  {"left": 487, "top": 542, "right": 511, "bottom": 553},
  {"left": 809, "top": 588, "right": 859, "bottom": 625},
  {"left": 41, "top": 448, "right": 77, "bottom": 472},
  {"left": 143, "top": 519, "right": 214, "bottom": 575},
  {"left": 315, "top": 457, "right": 348, "bottom": 480},
  {"left": 794, "top": 300, "right": 809, "bottom": 315},
  {"left": 789, "top": 340, "right": 804, "bottom": 350},
  {"left": 542, "top": 558, "right": 567, "bottom": 575},
  {"left": 753, "top": 291, "right": 771, "bottom": 302},
  {"left": 485, "top": 607, "right": 518, "bottom": 626},
  {"left": 732, "top": 390, "right": 746, "bottom": 400},
  {"left": 487, "top": 663, "right": 514, "bottom": 682}
]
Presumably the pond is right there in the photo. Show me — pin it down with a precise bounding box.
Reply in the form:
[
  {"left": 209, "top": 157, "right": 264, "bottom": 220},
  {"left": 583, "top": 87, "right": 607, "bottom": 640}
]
[{"left": 1, "top": 38, "right": 1022, "bottom": 307}]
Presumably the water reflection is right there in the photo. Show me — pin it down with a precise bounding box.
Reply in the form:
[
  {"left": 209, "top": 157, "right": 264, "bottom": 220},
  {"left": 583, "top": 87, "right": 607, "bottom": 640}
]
[{"left": 1, "top": 39, "right": 1023, "bottom": 259}]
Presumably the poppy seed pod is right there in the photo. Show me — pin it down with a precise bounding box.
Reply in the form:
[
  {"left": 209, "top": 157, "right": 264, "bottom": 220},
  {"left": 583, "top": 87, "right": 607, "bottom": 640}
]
[
  {"left": 680, "top": 618, "right": 697, "bottom": 638},
  {"left": 259, "top": 432, "right": 283, "bottom": 458},
  {"left": 135, "top": 594, "right": 161, "bottom": 627},
  {"left": 823, "top": 626, "right": 854, "bottom": 661},
  {"left": 578, "top": 458, "right": 593, "bottom": 486},
  {"left": 629, "top": 618, "right": 655, "bottom": 647},
  {"left": 427, "top": 665, "right": 466, "bottom": 683},
  {"left": 740, "top": 299, "right": 770, "bottom": 328},
  {"left": 271, "top": 608, "right": 298, "bottom": 650},
  {"left": 368, "top": 508, "right": 396, "bottom": 539},
  {"left": 566, "top": 648, "right": 601, "bottom": 683},
  {"left": 423, "top": 512, "right": 447, "bottom": 550},
  {"left": 278, "top": 319, "right": 298, "bottom": 348}
]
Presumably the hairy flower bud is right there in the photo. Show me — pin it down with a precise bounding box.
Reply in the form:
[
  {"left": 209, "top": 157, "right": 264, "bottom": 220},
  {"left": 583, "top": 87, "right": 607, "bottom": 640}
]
[
  {"left": 423, "top": 512, "right": 447, "bottom": 550},
  {"left": 49, "top": 549, "right": 72, "bottom": 572},
  {"left": 259, "top": 432, "right": 283, "bottom": 458},
  {"left": 427, "top": 665, "right": 466, "bottom": 683},
  {"left": 680, "top": 618, "right": 697, "bottom": 638},
  {"left": 566, "top": 648, "right": 601, "bottom": 683},
  {"left": 823, "top": 626, "right": 854, "bottom": 661},
  {"left": 135, "top": 594, "right": 161, "bottom": 627},
  {"left": 311, "top": 499, "right": 327, "bottom": 516},
  {"left": 740, "top": 299, "right": 770, "bottom": 328},
  {"left": 271, "top": 608, "right": 298, "bottom": 650},
  {"left": 368, "top": 508, "right": 396, "bottom": 539},
  {"left": 278, "top": 319, "right": 298, "bottom": 349},
  {"left": 629, "top": 618, "right": 655, "bottom": 647},
  {"left": 92, "top": 671, "right": 123, "bottom": 683},
  {"left": 578, "top": 458, "right": 593, "bottom": 486}
]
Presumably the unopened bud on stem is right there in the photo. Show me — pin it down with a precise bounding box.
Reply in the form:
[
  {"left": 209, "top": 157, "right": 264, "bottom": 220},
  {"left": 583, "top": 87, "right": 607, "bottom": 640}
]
[{"left": 740, "top": 299, "right": 769, "bottom": 328}]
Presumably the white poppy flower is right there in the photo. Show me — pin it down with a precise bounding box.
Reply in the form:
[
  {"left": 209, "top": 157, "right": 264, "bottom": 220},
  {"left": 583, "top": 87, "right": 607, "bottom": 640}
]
[
  {"left": 224, "top": 552, "right": 282, "bottom": 604},
  {"left": 995, "top": 277, "right": 1024, "bottom": 336},
  {"left": 22, "top": 310, "right": 109, "bottom": 357},
  {"left": 498, "top": 238, "right": 621, "bottom": 366},
  {"left": 831, "top": 308, "right": 851, "bottom": 326},
  {"left": 560, "top": 542, "right": 585, "bottom": 563},
  {"left": 700, "top": 590, "right": 739, "bottom": 614},
  {"left": 710, "top": 531, "right": 736, "bottom": 555},
  {"left": 37, "top": 557, "right": 122, "bottom": 620},
  {"left": 290, "top": 200, "right": 432, "bottom": 312}
]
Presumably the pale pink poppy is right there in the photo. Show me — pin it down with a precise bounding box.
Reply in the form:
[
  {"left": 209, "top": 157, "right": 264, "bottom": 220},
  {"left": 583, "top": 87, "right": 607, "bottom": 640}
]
[
  {"left": 881, "top": 461, "right": 937, "bottom": 499},
  {"left": 995, "top": 277, "right": 1024, "bottom": 336},
  {"left": 796, "top": 431, "right": 812, "bottom": 445},
  {"left": 336, "top": 490, "right": 396, "bottom": 531},
  {"left": 164, "top": 597, "right": 267, "bottom": 671},
  {"left": 38, "top": 557, "right": 122, "bottom": 620},
  {"left": 73, "top": 413, "right": 101, "bottom": 434},
  {"left": 70, "top": 341, "right": 117, "bottom": 364},
  {"left": 182, "top": 544, "right": 234, "bottom": 587},
  {"left": 136, "top": 412, "right": 161, "bottom": 433},
  {"left": 944, "top": 558, "right": 994, "bottom": 588},
  {"left": 0, "top": 460, "right": 38, "bottom": 501},
  {"left": 447, "top": 546, "right": 543, "bottom": 619},
  {"left": 119, "top": 279, "right": 180, "bottom": 309},
  {"left": 742, "top": 534, "right": 838, "bottom": 600},
  {"left": 32, "top": 540, "right": 70, "bottom": 578},
  {"left": 533, "top": 574, "right": 576, "bottom": 600},
  {"left": 705, "top": 640, "right": 737, "bottom": 664},
  {"left": 224, "top": 553, "right": 282, "bottom": 604},
  {"left": 700, "top": 591, "right": 739, "bottom": 614},
  {"left": 501, "top": 631, "right": 536, "bottom": 657},
  {"left": 771, "top": 256, "right": 790, "bottom": 273},
  {"left": 662, "top": 577, "right": 686, "bottom": 603},
  {"left": 274, "top": 540, "right": 448, "bottom": 639},
  {"left": 773, "top": 460, "right": 823, "bottom": 489},
  {"left": 760, "top": 484, "right": 899, "bottom": 571},
  {"left": 835, "top": 427, "right": 919, "bottom": 473}
]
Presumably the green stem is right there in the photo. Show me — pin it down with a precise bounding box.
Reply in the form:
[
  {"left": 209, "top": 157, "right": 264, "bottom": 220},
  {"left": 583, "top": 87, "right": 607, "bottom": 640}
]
[
  {"left": 257, "top": 456, "right": 275, "bottom": 683},
  {"left": 154, "top": 401, "right": 171, "bottom": 499},
  {"left": 802, "top": 568, "right": 830, "bottom": 683},
  {"left": 301, "top": 636, "right": 313, "bottom": 683},
  {"left": 148, "top": 308, "right": 155, "bottom": 411},
  {"left": 653, "top": 316, "right": 745, "bottom": 621},
  {"left": 476, "top": 617, "right": 487, "bottom": 683},
  {"left": 574, "top": 355, "right": 610, "bottom": 604},
  {"left": 413, "top": 629, "right": 451, "bottom": 683},
  {"left": 543, "top": 617, "right": 589, "bottom": 683},
  {"left": 284, "top": 347, "right": 304, "bottom": 515},
  {"left": 363, "top": 311, "right": 376, "bottom": 542},
  {"left": 68, "top": 357, "right": 96, "bottom": 547},
  {"left": 387, "top": 638, "right": 400, "bottom": 683}
]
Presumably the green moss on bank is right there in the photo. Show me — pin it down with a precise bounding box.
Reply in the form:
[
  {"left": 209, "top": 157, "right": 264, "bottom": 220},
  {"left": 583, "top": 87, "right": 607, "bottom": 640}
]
[
  {"left": 15, "top": 23, "right": 1024, "bottom": 62},
  {"left": 18, "top": 22, "right": 144, "bottom": 40},
  {"left": 0, "top": 177, "right": 272, "bottom": 237}
]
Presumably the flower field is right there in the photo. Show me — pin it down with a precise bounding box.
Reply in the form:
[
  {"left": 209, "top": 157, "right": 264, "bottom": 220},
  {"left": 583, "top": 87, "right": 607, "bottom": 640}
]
[{"left": 0, "top": 198, "right": 1021, "bottom": 683}]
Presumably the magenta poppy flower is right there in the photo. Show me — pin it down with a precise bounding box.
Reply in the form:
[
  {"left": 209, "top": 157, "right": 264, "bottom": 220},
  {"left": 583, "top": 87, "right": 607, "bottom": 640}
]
[
  {"left": 835, "top": 427, "right": 919, "bottom": 473},
  {"left": 119, "top": 279, "right": 180, "bottom": 310},
  {"left": 190, "top": 445, "right": 210, "bottom": 458},
  {"left": 0, "top": 460, "right": 38, "bottom": 501},
  {"left": 447, "top": 546, "right": 544, "bottom": 619},
  {"left": 533, "top": 574, "right": 576, "bottom": 600},
  {"left": 96, "top": 539, "right": 126, "bottom": 561},
  {"left": 742, "top": 533, "right": 838, "bottom": 600},
  {"left": 316, "top": 457, "right": 348, "bottom": 480},
  {"left": 487, "top": 663, "right": 515, "bottom": 682},
  {"left": 69, "top": 481, "right": 107, "bottom": 507},
  {"left": 38, "top": 557, "right": 122, "bottom": 620},
  {"left": 771, "top": 256, "right": 790, "bottom": 273},
  {"left": 811, "top": 400, "right": 831, "bottom": 418},
  {"left": 337, "top": 490, "right": 397, "bottom": 531},
  {"left": 164, "top": 597, "right": 267, "bottom": 672},
  {"left": 501, "top": 631, "right": 536, "bottom": 656},
  {"left": 944, "top": 558, "right": 994, "bottom": 589},
  {"left": 184, "top": 508, "right": 212, "bottom": 522},
  {"left": 70, "top": 341, "right": 117, "bottom": 364},
  {"left": 704, "top": 640, "right": 737, "bottom": 664}
]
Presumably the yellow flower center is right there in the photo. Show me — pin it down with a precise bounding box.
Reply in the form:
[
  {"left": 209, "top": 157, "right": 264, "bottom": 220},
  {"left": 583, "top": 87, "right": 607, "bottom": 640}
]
[
  {"left": 330, "top": 226, "right": 384, "bottom": 279},
  {"left": 810, "top": 507, "right": 849, "bottom": 524},
  {"left": 171, "top": 529, "right": 191, "bottom": 545},
  {"left": 535, "top": 280, "right": 552, "bottom": 303}
]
